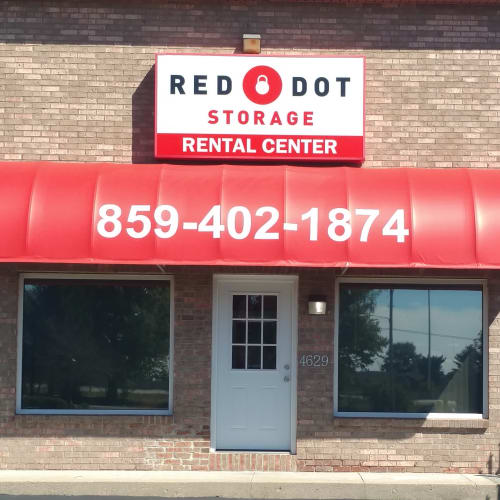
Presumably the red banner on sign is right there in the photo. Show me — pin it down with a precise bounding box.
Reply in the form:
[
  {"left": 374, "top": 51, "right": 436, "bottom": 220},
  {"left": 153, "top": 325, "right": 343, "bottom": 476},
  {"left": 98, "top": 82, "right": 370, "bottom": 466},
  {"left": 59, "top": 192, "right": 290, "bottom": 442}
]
[{"left": 155, "top": 134, "right": 364, "bottom": 161}]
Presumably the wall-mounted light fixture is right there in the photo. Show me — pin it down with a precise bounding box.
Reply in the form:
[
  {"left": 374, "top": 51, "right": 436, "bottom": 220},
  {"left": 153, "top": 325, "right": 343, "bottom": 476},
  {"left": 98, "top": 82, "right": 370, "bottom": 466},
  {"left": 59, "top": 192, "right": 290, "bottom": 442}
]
[
  {"left": 308, "top": 295, "right": 327, "bottom": 315},
  {"left": 242, "top": 34, "right": 261, "bottom": 54}
]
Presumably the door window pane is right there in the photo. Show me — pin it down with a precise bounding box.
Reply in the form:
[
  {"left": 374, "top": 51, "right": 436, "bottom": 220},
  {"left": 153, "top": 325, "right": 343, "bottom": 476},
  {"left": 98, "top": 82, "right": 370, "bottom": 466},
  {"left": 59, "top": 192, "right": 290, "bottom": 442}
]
[
  {"left": 263, "top": 346, "right": 276, "bottom": 370},
  {"left": 263, "top": 321, "right": 277, "bottom": 344},
  {"left": 247, "top": 346, "right": 261, "bottom": 369},
  {"left": 232, "top": 320, "right": 246, "bottom": 344},
  {"left": 337, "top": 283, "right": 483, "bottom": 415},
  {"left": 264, "top": 296, "right": 277, "bottom": 319},
  {"left": 233, "top": 295, "right": 246, "bottom": 318},
  {"left": 22, "top": 277, "right": 171, "bottom": 412},
  {"left": 248, "top": 321, "right": 261, "bottom": 344},
  {"left": 232, "top": 346, "right": 246, "bottom": 369},
  {"left": 248, "top": 295, "right": 262, "bottom": 318}
]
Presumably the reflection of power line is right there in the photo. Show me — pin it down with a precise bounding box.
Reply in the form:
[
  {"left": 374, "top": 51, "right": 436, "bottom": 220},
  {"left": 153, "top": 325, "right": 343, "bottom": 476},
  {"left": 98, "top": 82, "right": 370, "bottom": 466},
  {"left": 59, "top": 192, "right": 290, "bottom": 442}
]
[
  {"left": 375, "top": 324, "right": 477, "bottom": 342},
  {"left": 370, "top": 313, "right": 479, "bottom": 341}
]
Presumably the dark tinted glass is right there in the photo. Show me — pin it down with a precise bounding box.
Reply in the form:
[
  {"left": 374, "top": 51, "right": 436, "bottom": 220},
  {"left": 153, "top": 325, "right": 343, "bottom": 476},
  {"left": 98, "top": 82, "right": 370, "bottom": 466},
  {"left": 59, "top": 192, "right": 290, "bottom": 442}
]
[
  {"left": 263, "top": 346, "right": 276, "bottom": 369},
  {"left": 22, "top": 279, "right": 171, "bottom": 411},
  {"left": 247, "top": 346, "right": 261, "bottom": 369},
  {"left": 248, "top": 295, "right": 262, "bottom": 318},
  {"left": 338, "top": 284, "right": 483, "bottom": 414},
  {"left": 263, "top": 296, "right": 277, "bottom": 319},
  {"left": 232, "top": 320, "right": 246, "bottom": 343},
  {"left": 232, "top": 346, "right": 246, "bottom": 369},
  {"left": 263, "top": 321, "right": 277, "bottom": 344},
  {"left": 233, "top": 295, "right": 246, "bottom": 318},
  {"left": 248, "top": 321, "right": 261, "bottom": 344}
]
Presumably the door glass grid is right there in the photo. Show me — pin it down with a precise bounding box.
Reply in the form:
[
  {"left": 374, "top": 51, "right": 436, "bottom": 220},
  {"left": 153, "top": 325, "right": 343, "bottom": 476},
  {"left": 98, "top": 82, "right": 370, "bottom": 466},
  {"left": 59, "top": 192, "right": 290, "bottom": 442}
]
[{"left": 231, "top": 294, "right": 277, "bottom": 370}]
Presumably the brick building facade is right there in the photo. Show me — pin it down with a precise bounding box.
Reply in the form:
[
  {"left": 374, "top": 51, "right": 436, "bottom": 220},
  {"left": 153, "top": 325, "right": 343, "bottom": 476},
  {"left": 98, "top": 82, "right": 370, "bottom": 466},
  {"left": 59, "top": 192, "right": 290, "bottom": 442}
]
[{"left": 0, "top": 0, "right": 499, "bottom": 473}]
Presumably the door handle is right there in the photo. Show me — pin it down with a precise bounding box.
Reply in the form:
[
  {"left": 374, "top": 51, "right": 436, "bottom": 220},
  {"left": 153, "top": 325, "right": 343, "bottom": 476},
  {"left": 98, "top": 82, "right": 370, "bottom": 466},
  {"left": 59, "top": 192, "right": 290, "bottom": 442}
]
[{"left": 283, "top": 375, "right": 290, "bottom": 382}]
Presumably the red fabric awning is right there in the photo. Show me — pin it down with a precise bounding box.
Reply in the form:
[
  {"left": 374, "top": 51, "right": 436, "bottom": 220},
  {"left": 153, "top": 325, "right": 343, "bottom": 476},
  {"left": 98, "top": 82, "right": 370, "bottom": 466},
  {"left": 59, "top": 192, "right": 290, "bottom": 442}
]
[{"left": 1, "top": 161, "right": 500, "bottom": 268}]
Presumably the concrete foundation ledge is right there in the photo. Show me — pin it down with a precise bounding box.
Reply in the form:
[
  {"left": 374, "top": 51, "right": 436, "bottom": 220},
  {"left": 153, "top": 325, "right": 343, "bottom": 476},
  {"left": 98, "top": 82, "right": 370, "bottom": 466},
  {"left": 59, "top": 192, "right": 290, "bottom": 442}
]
[{"left": 0, "top": 470, "right": 498, "bottom": 500}]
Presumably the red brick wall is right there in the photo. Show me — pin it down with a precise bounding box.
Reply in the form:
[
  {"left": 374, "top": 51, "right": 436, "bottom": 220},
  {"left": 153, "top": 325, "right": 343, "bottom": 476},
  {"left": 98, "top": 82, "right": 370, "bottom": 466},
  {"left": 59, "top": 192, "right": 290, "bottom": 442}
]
[
  {"left": 0, "top": 0, "right": 499, "bottom": 167},
  {"left": 0, "top": 0, "right": 500, "bottom": 472},
  {"left": 0, "top": 264, "right": 498, "bottom": 473}
]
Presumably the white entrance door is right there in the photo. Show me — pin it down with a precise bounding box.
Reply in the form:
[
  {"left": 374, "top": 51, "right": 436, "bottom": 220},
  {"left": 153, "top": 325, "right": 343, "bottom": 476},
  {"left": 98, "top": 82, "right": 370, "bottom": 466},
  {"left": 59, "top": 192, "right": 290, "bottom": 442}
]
[{"left": 212, "top": 276, "right": 296, "bottom": 451}]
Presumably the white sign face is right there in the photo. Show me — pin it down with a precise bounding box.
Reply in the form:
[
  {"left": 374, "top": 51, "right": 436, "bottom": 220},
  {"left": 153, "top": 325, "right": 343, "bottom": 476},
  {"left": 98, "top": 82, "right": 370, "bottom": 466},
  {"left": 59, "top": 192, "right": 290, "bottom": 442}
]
[{"left": 155, "top": 54, "right": 364, "bottom": 161}]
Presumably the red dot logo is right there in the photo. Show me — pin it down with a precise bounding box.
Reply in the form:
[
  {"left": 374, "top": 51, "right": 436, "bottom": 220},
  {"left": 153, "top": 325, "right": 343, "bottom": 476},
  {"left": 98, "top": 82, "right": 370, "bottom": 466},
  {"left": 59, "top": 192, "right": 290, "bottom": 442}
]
[{"left": 243, "top": 65, "right": 282, "bottom": 105}]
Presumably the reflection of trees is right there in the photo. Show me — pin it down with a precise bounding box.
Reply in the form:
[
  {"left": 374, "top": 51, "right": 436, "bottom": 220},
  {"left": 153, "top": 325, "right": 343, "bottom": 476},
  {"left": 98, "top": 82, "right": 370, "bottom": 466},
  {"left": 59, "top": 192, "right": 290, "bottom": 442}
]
[
  {"left": 454, "top": 332, "right": 482, "bottom": 375},
  {"left": 22, "top": 282, "right": 170, "bottom": 409},
  {"left": 339, "top": 286, "right": 483, "bottom": 414},
  {"left": 383, "top": 342, "right": 445, "bottom": 385},
  {"left": 379, "top": 342, "right": 446, "bottom": 412},
  {"left": 338, "top": 288, "right": 387, "bottom": 410},
  {"left": 339, "top": 288, "right": 386, "bottom": 373},
  {"left": 443, "top": 331, "right": 483, "bottom": 413},
  {"left": 374, "top": 333, "right": 482, "bottom": 414}
]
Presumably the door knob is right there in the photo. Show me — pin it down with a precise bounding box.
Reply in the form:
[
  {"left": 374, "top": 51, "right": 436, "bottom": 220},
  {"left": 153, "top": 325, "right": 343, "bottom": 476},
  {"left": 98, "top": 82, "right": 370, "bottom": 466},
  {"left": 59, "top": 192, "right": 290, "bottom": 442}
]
[
  {"left": 284, "top": 364, "right": 290, "bottom": 370},
  {"left": 284, "top": 375, "right": 290, "bottom": 382}
]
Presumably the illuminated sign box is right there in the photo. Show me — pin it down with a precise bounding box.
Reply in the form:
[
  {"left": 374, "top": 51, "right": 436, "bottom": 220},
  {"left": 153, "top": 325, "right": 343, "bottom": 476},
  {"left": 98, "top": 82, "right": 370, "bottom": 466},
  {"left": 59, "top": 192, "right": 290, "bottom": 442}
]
[{"left": 155, "top": 54, "right": 365, "bottom": 162}]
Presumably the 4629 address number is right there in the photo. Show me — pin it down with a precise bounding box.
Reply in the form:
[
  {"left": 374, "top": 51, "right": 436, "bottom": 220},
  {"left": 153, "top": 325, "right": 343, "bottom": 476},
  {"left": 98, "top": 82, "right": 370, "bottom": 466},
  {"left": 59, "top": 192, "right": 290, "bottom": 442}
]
[{"left": 299, "top": 354, "right": 329, "bottom": 367}]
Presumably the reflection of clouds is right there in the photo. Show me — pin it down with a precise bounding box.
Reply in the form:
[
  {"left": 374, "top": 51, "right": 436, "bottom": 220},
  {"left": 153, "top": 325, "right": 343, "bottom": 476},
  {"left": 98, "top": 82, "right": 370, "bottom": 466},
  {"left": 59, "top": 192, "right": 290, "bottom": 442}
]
[{"left": 373, "top": 301, "right": 481, "bottom": 373}]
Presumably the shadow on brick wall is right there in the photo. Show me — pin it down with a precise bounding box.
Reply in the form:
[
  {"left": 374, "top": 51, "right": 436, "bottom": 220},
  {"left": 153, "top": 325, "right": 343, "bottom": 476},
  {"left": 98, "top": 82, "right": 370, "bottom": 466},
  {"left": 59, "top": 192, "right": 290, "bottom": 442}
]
[{"left": 131, "top": 67, "right": 156, "bottom": 164}]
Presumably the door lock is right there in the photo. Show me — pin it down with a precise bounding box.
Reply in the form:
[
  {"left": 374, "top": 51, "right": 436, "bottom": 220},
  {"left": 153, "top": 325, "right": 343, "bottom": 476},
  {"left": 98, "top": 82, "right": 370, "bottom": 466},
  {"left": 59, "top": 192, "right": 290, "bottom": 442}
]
[{"left": 284, "top": 364, "right": 290, "bottom": 370}]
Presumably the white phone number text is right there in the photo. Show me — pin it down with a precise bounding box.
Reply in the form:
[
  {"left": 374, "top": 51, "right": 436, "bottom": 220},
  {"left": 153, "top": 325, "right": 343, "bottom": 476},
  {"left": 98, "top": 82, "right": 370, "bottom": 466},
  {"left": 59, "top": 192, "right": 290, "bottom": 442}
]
[{"left": 97, "top": 204, "right": 409, "bottom": 242}]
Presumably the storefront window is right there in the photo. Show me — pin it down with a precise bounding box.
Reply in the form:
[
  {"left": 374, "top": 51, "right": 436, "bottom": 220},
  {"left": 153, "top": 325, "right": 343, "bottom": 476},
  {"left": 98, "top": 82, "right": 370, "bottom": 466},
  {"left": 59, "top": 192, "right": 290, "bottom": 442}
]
[
  {"left": 19, "top": 275, "right": 172, "bottom": 414},
  {"left": 336, "top": 281, "right": 484, "bottom": 416}
]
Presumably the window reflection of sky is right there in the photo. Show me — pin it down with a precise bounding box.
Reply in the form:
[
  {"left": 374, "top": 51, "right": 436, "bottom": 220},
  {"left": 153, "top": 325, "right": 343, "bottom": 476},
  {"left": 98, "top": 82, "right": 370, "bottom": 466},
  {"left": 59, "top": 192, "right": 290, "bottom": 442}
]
[{"left": 371, "top": 288, "right": 482, "bottom": 373}]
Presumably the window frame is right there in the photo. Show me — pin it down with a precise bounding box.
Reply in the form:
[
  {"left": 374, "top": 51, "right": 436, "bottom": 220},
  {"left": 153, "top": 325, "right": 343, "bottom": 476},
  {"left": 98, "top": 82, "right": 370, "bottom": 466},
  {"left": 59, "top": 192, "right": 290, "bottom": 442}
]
[
  {"left": 16, "top": 272, "right": 174, "bottom": 416},
  {"left": 230, "top": 293, "right": 279, "bottom": 371},
  {"left": 334, "top": 277, "right": 488, "bottom": 420}
]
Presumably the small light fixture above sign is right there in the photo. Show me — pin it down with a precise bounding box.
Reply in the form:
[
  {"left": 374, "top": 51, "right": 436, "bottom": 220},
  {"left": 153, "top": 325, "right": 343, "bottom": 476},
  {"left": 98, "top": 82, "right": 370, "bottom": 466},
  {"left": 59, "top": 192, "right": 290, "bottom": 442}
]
[
  {"left": 243, "top": 34, "right": 261, "bottom": 54},
  {"left": 308, "top": 295, "right": 327, "bottom": 315}
]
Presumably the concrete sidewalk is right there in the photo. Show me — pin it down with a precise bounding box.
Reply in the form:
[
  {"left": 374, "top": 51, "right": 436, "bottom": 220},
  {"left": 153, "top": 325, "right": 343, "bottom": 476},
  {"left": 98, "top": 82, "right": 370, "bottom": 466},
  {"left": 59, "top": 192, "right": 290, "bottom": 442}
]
[{"left": 0, "top": 470, "right": 498, "bottom": 500}]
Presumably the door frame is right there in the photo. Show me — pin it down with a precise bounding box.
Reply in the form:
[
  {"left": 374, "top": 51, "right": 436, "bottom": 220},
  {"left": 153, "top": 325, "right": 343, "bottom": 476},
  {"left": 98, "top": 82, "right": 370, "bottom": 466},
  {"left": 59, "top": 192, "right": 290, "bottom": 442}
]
[{"left": 210, "top": 274, "right": 298, "bottom": 453}]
